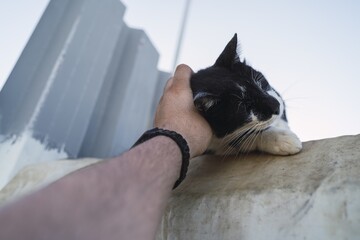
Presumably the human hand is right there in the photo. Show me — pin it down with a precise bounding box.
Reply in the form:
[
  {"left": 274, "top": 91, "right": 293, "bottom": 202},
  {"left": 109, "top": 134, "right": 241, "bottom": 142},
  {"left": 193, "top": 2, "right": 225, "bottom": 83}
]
[{"left": 154, "top": 64, "right": 213, "bottom": 159}]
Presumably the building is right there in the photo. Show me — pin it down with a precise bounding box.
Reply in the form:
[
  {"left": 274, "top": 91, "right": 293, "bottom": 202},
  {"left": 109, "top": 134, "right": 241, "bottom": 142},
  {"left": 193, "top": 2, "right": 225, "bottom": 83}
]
[{"left": 0, "top": 0, "right": 169, "bottom": 189}]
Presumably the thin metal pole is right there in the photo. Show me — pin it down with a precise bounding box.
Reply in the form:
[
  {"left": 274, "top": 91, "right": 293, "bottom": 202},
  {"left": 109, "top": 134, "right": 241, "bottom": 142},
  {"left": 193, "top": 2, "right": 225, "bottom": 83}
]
[{"left": 172, "top": 0, "right": 191, "bottom": 70}]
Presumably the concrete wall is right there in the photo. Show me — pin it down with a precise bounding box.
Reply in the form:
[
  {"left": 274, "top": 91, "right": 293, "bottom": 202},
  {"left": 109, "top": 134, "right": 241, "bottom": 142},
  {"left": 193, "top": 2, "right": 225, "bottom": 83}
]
[
  {"left": 0, "top": 0, "right": 169, "bottom": 188},
  {"left": 1, "top": 135, "right": 359, "bottom": 240}
]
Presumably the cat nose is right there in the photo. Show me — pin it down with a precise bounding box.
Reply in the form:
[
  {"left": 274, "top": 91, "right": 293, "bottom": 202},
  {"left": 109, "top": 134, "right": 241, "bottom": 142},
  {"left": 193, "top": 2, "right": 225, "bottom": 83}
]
[
  {"left": 272, "top": 104, "right": 280, "bottom": 115},
  {"left": 267, "top": 97, "right": 280, "bottom": 115},
  {"left": 255, "top": 97, "right": 280, "bottom": 121}
]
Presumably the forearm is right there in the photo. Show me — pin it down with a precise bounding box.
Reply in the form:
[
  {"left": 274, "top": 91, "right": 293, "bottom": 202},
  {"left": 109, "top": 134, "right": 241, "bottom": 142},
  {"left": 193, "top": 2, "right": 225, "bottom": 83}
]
[{"left": 0, "top": 136, "right": 181, "bottom": 240}]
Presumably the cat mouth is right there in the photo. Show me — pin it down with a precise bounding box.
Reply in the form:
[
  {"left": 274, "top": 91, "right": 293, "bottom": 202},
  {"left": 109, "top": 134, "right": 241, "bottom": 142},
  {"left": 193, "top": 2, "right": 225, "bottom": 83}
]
[
  {"left": 250, "top": 111, "right": 279, "bottom": 129},
  {"left": 227, "top": 126, "right": 270, "bottom": 148},
  {"left": 256, "top": 114, "right": 278, "bottom": 128},
  {"left": 223, "top": 114, "right": 278, "bottom": 146}
]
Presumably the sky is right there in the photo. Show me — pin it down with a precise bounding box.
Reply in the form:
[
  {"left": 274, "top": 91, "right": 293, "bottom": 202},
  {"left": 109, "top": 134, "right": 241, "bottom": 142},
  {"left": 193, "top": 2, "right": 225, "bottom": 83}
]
[{"left": 1, "top": 0, "right": 360, "bottom": 142}]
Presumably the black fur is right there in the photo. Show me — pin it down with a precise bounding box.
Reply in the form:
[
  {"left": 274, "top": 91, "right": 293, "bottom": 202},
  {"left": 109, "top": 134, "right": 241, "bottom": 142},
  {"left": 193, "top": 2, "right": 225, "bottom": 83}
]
[{"left": 190, "top": 34, "right": 286, "bottom": 138}]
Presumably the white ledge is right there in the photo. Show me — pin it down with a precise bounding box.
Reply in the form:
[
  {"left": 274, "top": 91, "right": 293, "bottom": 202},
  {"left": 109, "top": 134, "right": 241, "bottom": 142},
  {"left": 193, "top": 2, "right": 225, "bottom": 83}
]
[{"left": 1, "top": 135, "right": 360, "bottom": 239}]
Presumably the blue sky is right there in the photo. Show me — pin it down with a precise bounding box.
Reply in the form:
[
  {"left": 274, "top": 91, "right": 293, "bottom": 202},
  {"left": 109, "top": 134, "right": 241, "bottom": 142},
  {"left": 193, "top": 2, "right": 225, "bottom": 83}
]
[{"left": 1, "top": 0, "right": 360, "bottom": 141}]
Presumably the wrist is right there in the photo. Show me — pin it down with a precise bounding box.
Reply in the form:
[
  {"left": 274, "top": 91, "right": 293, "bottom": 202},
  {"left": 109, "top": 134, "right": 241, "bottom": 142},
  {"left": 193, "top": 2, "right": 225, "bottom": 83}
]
[
  {"left": 132, "top": 128, "right": 190, "bottom": 189},
  {"left": 154, "top": 124, "right": 195, "bottom": 157}
]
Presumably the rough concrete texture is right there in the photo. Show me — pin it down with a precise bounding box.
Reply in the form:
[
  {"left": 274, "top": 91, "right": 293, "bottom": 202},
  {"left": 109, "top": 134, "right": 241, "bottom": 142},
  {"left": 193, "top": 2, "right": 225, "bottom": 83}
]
[
  {"left": 159, "top": 135, "right": 360, "bottom": 240},
  {"left": 1, "top": 135, "right": 359, "bottom": 239}
]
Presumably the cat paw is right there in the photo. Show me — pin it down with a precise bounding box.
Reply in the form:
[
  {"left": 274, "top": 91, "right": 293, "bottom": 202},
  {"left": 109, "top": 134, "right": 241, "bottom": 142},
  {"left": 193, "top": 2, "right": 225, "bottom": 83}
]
[{"left": 258, "top": 130, "right": 302, "bottom": 156}]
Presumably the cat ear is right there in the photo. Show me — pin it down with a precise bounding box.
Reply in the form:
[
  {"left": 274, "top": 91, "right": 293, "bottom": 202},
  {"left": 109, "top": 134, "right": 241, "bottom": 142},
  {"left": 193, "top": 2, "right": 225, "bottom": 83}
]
[
  {"left": 214, "top": 33, "right": 240, "bottom": 69},
  {"left": 194, "top": 92, "right": 219, "bottom": 112}
]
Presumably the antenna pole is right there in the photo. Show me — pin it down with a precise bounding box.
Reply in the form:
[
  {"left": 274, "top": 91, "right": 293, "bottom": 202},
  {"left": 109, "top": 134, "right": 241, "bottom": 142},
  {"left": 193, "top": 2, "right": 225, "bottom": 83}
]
[{"left": 172, "top": 0, "right": 191, "bottom": 71}]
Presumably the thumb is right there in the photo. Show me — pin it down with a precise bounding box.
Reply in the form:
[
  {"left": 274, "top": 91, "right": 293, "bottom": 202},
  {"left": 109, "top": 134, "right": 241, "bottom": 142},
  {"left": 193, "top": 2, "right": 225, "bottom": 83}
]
[{"left": 171, "top": 64, "right": 193, "bottom": 91}]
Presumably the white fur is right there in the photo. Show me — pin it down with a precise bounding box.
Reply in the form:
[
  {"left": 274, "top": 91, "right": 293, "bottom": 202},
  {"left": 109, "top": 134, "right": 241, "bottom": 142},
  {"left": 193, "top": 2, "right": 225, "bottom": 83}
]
[
  {"left": 267, "top": 89, "right": 284, "bottom": 118},
  {"left": 210, "top": 90, "right": 302, "bottom": 156},
  {"left": 255, "top": 119, "right": 302, "bottom": 155},
  {"left": 249, "top": 111, "right": 257, "bottom": 122}
]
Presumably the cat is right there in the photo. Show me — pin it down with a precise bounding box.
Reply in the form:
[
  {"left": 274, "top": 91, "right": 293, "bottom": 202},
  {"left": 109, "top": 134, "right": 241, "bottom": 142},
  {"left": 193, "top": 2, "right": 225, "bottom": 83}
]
[{"left": 190, "top": 34, "right": 302, "bottom": 156}]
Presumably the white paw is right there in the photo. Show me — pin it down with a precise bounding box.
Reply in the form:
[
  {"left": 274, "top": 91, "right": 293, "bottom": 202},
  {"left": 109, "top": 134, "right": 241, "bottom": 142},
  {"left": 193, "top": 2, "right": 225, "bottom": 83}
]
[{"left": 258, "top": 130, "right": 302, "bottom": 156}]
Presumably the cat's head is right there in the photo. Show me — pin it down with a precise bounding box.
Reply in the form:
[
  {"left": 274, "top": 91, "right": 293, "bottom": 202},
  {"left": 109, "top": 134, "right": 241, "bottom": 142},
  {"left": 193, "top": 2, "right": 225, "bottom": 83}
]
[{"left": 190, "top": 34, "right": 285, "bottom": 138}]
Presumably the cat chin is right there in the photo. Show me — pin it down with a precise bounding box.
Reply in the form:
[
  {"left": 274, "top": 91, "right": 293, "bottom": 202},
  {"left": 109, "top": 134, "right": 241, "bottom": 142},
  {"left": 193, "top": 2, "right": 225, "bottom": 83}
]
[{"left": 207, "top": 113, "right": 285, "bottom": 155}]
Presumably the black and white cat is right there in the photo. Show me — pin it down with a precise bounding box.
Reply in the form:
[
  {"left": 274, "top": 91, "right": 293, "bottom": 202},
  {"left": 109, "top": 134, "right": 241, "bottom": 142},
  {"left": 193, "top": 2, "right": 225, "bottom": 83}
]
[{"left": 190, "top": 34, "right": 302, "bottom": 156}]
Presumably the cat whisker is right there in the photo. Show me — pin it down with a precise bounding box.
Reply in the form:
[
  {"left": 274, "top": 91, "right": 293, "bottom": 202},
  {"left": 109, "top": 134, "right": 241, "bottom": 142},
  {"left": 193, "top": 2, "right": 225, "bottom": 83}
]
[
  {"left": 221, "top": 119, "right": 272, "bottom": 154},
  {"left": 221, "top": 132, "right": 251, "bottom": 159},
  {"left": 231, "top": 124, "right": 260, "bottom": 156},
  {"left": 236, "top": 134, "right": 252, "bottom": 156},
  {"left": 222, "top": 123, "right": 257, "bottom": 143},
  {"left": 221, "top": 125, "right": 256, "bottom": 158},
  {"left": 239, "top": 124, "right": 261, "bottom": 154},
  {"left": 224, "top": 130, "right": 255, "bottom": 150},
  {"left": 246, "top": 124, "right": 265, "bottom": 154},
  {"left": 236, "top": 121, "right": 271, "bottom": 156}
]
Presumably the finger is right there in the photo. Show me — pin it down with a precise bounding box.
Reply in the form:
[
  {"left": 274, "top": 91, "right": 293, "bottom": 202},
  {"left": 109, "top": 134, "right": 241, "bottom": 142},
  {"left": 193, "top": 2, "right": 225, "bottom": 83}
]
[{"left": 171, "top": 64, "right": 193, "bottom": 90}]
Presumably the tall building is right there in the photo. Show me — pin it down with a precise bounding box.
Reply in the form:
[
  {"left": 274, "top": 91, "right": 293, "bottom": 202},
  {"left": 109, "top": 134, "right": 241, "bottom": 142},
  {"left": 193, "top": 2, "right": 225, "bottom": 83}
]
[{"left": 0, "top": 0, "right": 169, "bottom": 189}]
